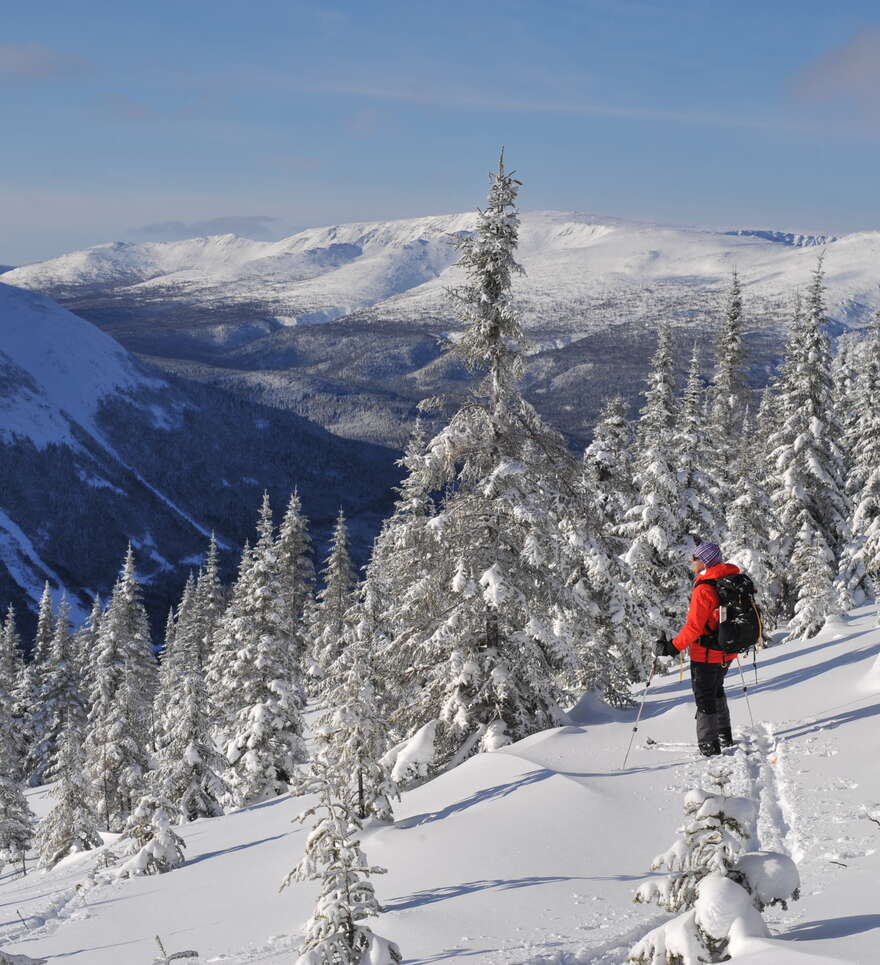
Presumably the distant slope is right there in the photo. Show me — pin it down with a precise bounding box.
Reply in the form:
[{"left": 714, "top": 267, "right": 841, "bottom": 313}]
[
  {"left": 6, "top": 211, "right": 879, "bottom": 449},
  {"left": 0, "top": 283, "right": 398, "bottom": 635}
]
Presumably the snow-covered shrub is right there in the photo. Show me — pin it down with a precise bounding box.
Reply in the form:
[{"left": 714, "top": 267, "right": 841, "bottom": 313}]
[
  {"left": 630, "top": 783, "right": 799, "bottom": 963},
  {"left": 117, "top": 795, "right": 185, "bottom": 877}
]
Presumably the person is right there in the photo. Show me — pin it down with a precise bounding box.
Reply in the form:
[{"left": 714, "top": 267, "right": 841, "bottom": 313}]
[{"left": 655, "top": 542, "right": 740, "bottom": 757}]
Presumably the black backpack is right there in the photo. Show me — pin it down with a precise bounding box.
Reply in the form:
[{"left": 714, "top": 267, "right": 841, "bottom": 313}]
[{"left": 703, "top": 573, "right": 763, "bottom": 654}]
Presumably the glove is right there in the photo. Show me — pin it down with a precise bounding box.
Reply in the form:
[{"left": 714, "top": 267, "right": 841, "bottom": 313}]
[{"left": 655, "top": 634, "right": 678, "bottom": 658}]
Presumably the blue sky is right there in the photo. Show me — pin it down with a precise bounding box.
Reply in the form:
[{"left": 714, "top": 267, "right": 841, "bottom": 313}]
[{"left": 2, "top": 0, "right": 879, "bottom": 263}]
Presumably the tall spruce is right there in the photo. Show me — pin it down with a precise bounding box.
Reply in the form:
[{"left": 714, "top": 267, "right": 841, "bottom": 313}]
[
  {"left": 0, "top": 665, "right": 33, "bottom": 875},
  {"left": 311, "top": 509, "right": 357, "bottom": 690},
  {"left": 219, "top": 494, "right": 307, "bottom": 806},
  {"left": 621, "top": 323, "right": 689, "bottom": 657},
  {"left": 374, "top": 154, "right": 619, "bottom": 773},
  {"left": 83, "top": 545, "right": 158, "bottom": 830},
  {"left": 73, "top": 594, "right": 102, "bottom": 710},
  {"left": 767, "top": 259, "right": 849, "bottom": 614},
  {"left": 193, "top": 533, "right": 225, "bottom": 668},
  {"left": 0, "top": 607, "right": 26, "bottom": 776},
  {"left": 275, "top": 491, "right": 316, "bottom": 678},
  {"left": 837, "top": 311, "right": 880, "bottom": 606}
]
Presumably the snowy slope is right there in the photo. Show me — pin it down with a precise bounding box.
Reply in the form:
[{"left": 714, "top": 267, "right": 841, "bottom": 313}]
[
  {"left": 0, "top": 283, "right": 158, "bottom": 447},
  {"left": 6, "top": 212, "right": 880, "bottom": 331},
  {"left": 3, "top": 607, "right": 878, "bottom": 964}
]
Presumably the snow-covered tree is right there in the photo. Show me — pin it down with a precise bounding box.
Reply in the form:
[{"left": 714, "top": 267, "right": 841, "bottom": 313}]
[
  {"left": 581, "top": 396, "right": 636, "bottom": 543},
  {"left": 118, "top": 794, "right": 185, "bottom": 877},
  {"left": 275, "top": 490, "right": 315, "bottom": 678},
  {"left": 674, "top": 344, "right": 718, "bottom": 547},
  {"left": 787, "top": 530, "right": 836, "bottom": 641},
  {"left": 707, "top": 269, "right": 746, "bottom": 503},
  {"left": 193, "top": 533, "right": 225, "bottom": 669},
  {"left": 0, "top": 607, "right": 26, "bottom": 776},
  {"left": 837, "top": 311, "right": 880, "bottom": 608},
  {"left": 726, "top": 409, "right": 785, "bottom": 628},
  {"left": 620, "top": 323, "right": 689, "bottom": 659},
  {"left": 767, "top": 261, "right": 849, "bottom": 613},
  {"left": 219, "top": 495, "right": 307, "bottom": 806},
  {"left": 29, "top": 595, "right": 87, "bottom": 784},
  {"left": 311, "top": 509, "right": 357, "bottom": 690},
  {"left": 306, "top": 606, "right": 397, "bottom": 822},
  {"left": 0, "top": 670, "right": 33, "bottom": 875},
  {"left": 153, "top": 590, "right": 228, "bottom": 822},
  {"left": 631, "top": 777, "right": 799, "bottom": 964},
  {"left": 375, "top": 154, "right": 618, "bottom": 772},
  {"left": 32, "top": 582, "right": 55, "bottom": 667},
  {"left": 83, "top": 545, "right": 158, "bottom": 830},
  {"left": 282, "top": 764, "right": 401, "bottom": 965},
  {"left": 73, "top": 594, "right": 102, "bottom": 710},
  {"left": 22, "top": 583, "right": 56, "bottom": 782},
  {"left": 34, "top": 720, "right": 102, "bottom": 869}
]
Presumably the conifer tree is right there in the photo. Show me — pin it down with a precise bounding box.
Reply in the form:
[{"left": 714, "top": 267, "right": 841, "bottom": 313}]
[
  {"left": 837, "top": 311, "right": 880, "bottom": 607},
  {"left": 22, "top": 582, "right": 56, "bottom": 780},
  {"left": 83, "top": 545, "right": 158, "bottom": 830},
  {"left": 30, "top": 595, "right": 87, "bottom": 784},
  {"left": 193, "top": 533, "right": 225, "bottom": 668},
  {"left": 581, "top": 396, "right": 635, "bottom": 541},
  {"left": 0, "top": 668, "right": 33, "bottom": 875},
  {"left": 275, "top": 491, "right": 316, "bottom": 677},
  {"left": 73, "top": 594, "right": 102, "bottom": 709},
  {"left": 674, "top": 344, "right": 718, "bottom": 545},
  {"left": 34, "top": 720, "right": 102, "bottom": 869},
  {"left": 118, "top": 794, "right": 186, "bottom": 876},
  {"left": 726, "top": 409, "right": 785, "bottom": 626},
  {"left": 283, "top": 764, "right": 401, "bottom": 965},
  {"left": 0, "top": 607, "right": 26, "bottom": 775},
  {"left": 767, "top": 262, "right": 849, "bottom": 613},
  {"left": 311, "top": 509, "right": 357, "bottom": 690},
  {"left": 788, "top": 531, "right": 836, "bottom": 640},
  {"left": 307, "top": 608, "right": 397, "bottom": 822},
  {"left": 154, "top": 589, "right": 228, "bottom": 822},
  {"left": 376, "top": 154, "right": 616, "bottom": 771},
  {"left": 219, "top": 495, "right": 307, "bottom": 806},
  {"left": 621, "top": 323, "right": 689, "bottom": 658},
  {"left": 32, "top": 581, "right": 55, "bottom": 666},
  {"left": 707, "top": 270, "right": 746, "bottom": 503}
]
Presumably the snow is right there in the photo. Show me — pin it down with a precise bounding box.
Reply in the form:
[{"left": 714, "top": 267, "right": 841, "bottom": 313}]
[
  {"left": 6, "top": 212, "right": 880, "bottom": 335},
  {"left": 0, "top": 282, "right": 158, "bottom": 448},
  {"left": 2, "top": 606, "right": 880, "bottom": 964}
]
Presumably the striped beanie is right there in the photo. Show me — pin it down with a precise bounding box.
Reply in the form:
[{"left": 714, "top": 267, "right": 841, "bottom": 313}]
[{"left": 693, "top": 542, "right": 723, "bottom": 568}]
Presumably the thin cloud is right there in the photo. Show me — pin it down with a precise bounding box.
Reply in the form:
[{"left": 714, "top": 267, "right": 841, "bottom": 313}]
[
  {"left": 133, "top": 216, "right": 280, "bottom": 240},
  {"left": 792, "top": 26, "right": 880, "bottom": 118},
  {"left": 96, "top": 93, "right": 159, "bottom": 123},
  {"left": 0, "top": 43, "right": 88, "bottom": 78}
]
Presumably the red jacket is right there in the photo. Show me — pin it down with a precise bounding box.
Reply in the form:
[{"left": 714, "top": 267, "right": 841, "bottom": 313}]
[{"left": 673, "top": 562, "right": 740, "bottom": 664}]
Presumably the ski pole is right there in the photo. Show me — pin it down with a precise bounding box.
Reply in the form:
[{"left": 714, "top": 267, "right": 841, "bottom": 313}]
[
  {"left": 621, "top": 656, "right": 657, "bottom": 770},
  {"left": 735, "top": 655, "right": 755, "bottom": 728}
]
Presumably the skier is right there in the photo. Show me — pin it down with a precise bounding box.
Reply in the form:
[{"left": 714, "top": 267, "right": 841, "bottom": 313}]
[{"left": 655, "top": 542, "right": 740, "bottom": 757}]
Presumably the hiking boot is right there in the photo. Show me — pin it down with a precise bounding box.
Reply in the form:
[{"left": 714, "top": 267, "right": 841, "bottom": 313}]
[
  {"left": 698, "top": 740, "right": 721, "bottom": 758},
  {"left": 719, "top": 728, "right": 736, "bottom": 749}
]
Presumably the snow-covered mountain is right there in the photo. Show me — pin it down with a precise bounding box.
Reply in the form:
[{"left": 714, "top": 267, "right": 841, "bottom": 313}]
[
  {"left": 0, "top": 282, "right": 398, "bottom": 633},
  {"left": 2, "top": 608, "right": 878, "bottom": 964},
  {"left": 6, "top": 211, "right": 879, "bottom": 449}
]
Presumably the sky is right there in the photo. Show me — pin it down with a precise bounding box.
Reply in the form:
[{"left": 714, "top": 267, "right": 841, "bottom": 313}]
[{"left": 2, "top": 0, "right": 880, "bottom": 264}]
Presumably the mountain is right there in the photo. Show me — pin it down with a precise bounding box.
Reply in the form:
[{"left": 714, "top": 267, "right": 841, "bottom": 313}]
[
  {"left": 6, "top": 212, "right": 880, "bottom": 448},
  {"left": 0, "top": 282, "right": 399, "bottom": 636},
  {"left": 2, "top": 607, "right": 878, "bottom": 963}
]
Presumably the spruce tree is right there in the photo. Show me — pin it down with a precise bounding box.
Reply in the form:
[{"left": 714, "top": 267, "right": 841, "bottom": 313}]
[
  {"left": 220, "top": 495, "right": 307, "bottom": 806},
  {"left": 283, "top": 764, "right": 401, "bottom": 965},
  {"left": 311, "top": 509, "right": 357, "bottom": 691},
  {"left": 73, "top": 594, "right": 102, "bottom": 710},
  {"left": 376, "top": 154, "right": 612, "bottom": 771},
  {"left": 34, "top": 719, "right": 102, "bottom": 869},
  {"left": 788, "top": 530, "right": 836, "bottom": 640},
  {"left": 0, "top": 607, "right": 26, "bottom": 775},
  {"left": 30, "top": 595, "right": 87, "bottom": 784},
  {"left": 767, "top": 260, "right": 849, "bottom": 613},
  {"left": 118, "top": 794, "right": 186, "bottom": 876},
  {"left": 193, "top": 533, "right": 225, "bottom": 669},
  {"left": 83, "top": 545, "right": 158, "bottom": 830},
  {"left": 581, "top": 396, "right": 636, "bottom": 535},
  {"left": 620, "top": 323, "right": 689, "bottom": 660},
  {"left": 707, "top": 269, "right": 746, "bottom": 504},
  {"left": 674, "top": 344, "right": 718, "bottom": 546},
  {"left": 0, "top": 667, "right": 33, "bottom": 875},
  {"left": 32, "top": 581, "right": 55, "bottom": 666},
  {"left": 275, "top": 490, "right": 316, "bottom": 678},
  {"left": 23, "top": 582, "right": 56, "bottom": 782},
  {"left": 837, "top": 311, "right": 880, "bottom": 607}
]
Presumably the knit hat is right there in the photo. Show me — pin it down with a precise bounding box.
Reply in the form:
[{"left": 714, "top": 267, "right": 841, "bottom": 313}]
[{"left": 693, "top": 542, "right": 723, "bottom": 568}]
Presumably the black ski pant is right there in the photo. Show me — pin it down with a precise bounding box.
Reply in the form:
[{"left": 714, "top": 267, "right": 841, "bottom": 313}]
[{"left": 690, "top": 660, "right": 731, "bottom": 747}]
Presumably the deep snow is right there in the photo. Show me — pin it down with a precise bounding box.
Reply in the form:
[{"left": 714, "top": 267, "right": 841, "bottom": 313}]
[{"left": 1, "top": 607, "right": 878, "bottom": 964}]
